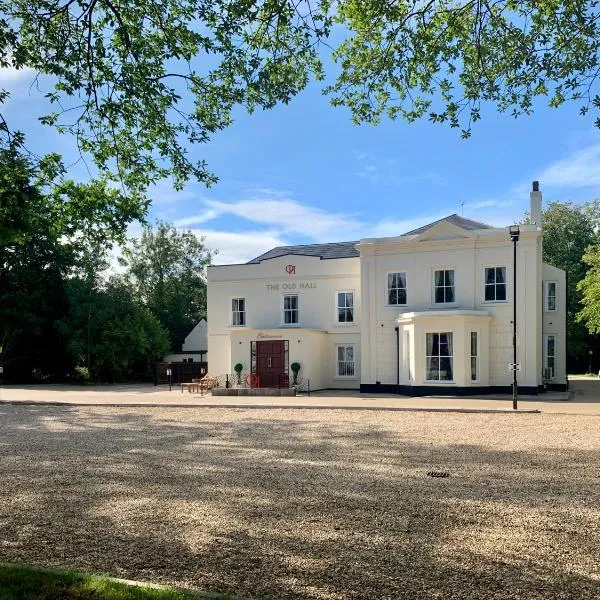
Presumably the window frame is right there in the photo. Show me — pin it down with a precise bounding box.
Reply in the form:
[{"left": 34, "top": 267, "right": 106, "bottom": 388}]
[
  {"left": 336, "top": 290, "right": 355, "bottom": 325},
  {"left": 470, "top": 331, "right": 479, "bottom": 383},
  {"left": 432, "top": 269, "right": 457, "bottom": 306},
  {"left": 231, "top": 297, "right": 246, "bottom": 327},
  {"left": 335, "top": 343, "right": 357, "bottom": 379},
  {"left": 544, "top": 281, "right": 558, "bottom": 312},
  {"left": 425, "top": 331, "right": 454, "bottom": 383},
  {"left": 385, "top": 271, "right": 408, "bottom": 307},
  {"left": 544, "top": 334, "right": 556, "bottom": 379},
  {"left": 483, "top": 266, "right": 508, "bottom": 303},
  {"left": 281, "top": 294, "right": 300, "bottom": 326}
]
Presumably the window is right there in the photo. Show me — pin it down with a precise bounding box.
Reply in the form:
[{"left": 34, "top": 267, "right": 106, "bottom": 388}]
[
  {"left": 336, "top": 345, "right": 355, "bottom": 377},
  {"left": 545, "top": 282, "right": 557, "bottom": 311},
  {"left": 484, "top": 267, "right": 507, "bottom": 301},
  {"left": 544, "top": 335, "right": 556, "bottom": 379},
  {"left": 470, "top": 332, "right": 478, "bottom": 381},
  {"left": 183, "top": 358, "right": 194, "bottom": 363},
  {"left": 388, "top": 272, "right": 407, "bottom": 305},
  {"left": 426, "top": 332, "right": 453, "bottom": 381},
  {"left": 232, "top": 298, "right": 246, "bottom": 326},
  {"left": 283, "top": 295, "right": 299, "bottom": 324},
  {"left": 434, "top": 270, "right": 455, "bottom": 303},
  {"left": 404, "top": 331, "right": 412, "bottom": 381},
  {"left": 337, "top": 291, "right": 354, "bottom": 323}
]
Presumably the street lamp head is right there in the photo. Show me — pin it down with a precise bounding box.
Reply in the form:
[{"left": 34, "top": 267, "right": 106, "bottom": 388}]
[{"left": 509, "top": 224, "right": 520, "bottom": 241}]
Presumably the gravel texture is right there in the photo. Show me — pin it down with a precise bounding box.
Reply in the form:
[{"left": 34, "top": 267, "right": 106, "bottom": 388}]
[{"left": 0, "top": 405, "right": 599, "bottom": 599}]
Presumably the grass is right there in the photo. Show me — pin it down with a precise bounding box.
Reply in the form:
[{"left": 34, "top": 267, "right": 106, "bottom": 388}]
[{"left": 0, "top": 564, "right": 238, "bottom": 600}]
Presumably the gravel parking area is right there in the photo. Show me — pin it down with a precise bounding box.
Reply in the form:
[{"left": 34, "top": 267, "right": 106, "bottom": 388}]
[{"left": 1, "top": 406, "right": 599, "bottom": 599}]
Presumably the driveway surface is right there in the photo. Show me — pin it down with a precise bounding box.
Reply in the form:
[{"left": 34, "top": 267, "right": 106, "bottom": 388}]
[{"left": 0, "top": 405, "right": 599, "bottom": 599}]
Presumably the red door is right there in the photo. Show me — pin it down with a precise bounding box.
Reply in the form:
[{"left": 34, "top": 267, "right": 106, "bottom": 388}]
[{"left": 256, "top": 341, "right": 287, "bottom": 388}]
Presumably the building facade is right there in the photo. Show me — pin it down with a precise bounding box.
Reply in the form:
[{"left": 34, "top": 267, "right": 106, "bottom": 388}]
[{"left": 207, "top": 184, "right": 567, "bottom": 394}]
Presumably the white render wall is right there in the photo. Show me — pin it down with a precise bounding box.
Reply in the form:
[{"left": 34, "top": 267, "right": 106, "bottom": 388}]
[
  {"left": 207, "top": 254, "right": 361, "bottom": 389},
  {"left": 182, "top": 319, "right": 208, "bottom": 352}
]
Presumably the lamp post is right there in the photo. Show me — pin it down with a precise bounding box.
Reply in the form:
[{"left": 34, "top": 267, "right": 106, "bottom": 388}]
[{"left": 509, "top": 225, "right": 520, "bottom": 410}]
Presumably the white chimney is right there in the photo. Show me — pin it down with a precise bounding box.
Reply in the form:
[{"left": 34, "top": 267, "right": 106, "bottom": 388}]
[{"left": 530, "top": 180, "right": 542, "bottom": 226}]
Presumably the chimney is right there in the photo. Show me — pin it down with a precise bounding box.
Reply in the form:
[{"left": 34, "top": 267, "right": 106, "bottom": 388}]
[{"left": 530, "top": 180, "right": 542, "bottom": 226}]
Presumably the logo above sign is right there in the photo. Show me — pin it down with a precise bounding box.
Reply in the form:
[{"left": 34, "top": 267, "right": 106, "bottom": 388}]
[{"left": 285, "top": 264, "right": 296, "bottom": 275}]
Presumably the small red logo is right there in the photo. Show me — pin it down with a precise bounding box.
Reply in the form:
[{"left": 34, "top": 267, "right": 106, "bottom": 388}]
[{"left": 285, "top": 264, "right": 296, "bottom": 275}]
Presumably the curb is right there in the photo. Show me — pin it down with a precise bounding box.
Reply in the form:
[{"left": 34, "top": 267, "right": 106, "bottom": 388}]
[{"left": 0, "top": 400, "right": 542, "bottom": 414}]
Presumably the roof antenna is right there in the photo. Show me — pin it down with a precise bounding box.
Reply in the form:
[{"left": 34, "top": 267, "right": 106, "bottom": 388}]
[{"left": 460, "top": 201, "right": 465, "bottom": 216}]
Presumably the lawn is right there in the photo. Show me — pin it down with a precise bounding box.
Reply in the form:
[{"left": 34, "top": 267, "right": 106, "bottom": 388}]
[
  {"left": 0, "top": 564, "right": 233, "bottom": 600},
  {"left": 0, "top": 405, "right": 599, "bottom": 599}
]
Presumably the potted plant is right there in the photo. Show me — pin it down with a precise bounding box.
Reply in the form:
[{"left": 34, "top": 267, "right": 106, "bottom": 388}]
[
  {"left": 290, "top": 362, "right": 301, "bottom": 385},
  {"left": 234, "top": 362, "right": 243, "bottom": 385}
]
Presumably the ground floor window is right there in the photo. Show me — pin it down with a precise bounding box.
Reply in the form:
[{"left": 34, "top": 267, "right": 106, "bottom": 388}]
[
  {"left": 336, "top": 345, "right": 355, "bottom": 377},
  {"left": 426, "top": 332, "right": 453, "bottom": 381},
  {"left": 544, "top": 335, "right": 556, "bottom": 379},
  {"left": 470, "top": 332, "right": 478, "bottom": 381}
]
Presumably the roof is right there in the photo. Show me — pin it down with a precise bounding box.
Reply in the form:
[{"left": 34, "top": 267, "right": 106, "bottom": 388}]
[
  {"left": 246, "top": 214, "right": 493, "bottom": 263},
  {"left": 247, "top": 240, "right": 360, "bottom": 264},
  {"left": 403, "top": 214, "right": 493, "bottom": 236}
]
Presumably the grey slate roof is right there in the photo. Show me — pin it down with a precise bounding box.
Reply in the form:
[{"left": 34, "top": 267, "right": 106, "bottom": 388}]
[
  {"left": 403, "top": 213, "right": 493, "bottom": 236},
  {"left": 247, "top": 240, "right": 360, "bottom": 263},
  {"left": 246, "top": 214, "right": 493, "bottom": 263}
]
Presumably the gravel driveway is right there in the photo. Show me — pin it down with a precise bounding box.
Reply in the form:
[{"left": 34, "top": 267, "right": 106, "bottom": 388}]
[{"left": 0, "top": 405, "right": 599, "bottom": 599}]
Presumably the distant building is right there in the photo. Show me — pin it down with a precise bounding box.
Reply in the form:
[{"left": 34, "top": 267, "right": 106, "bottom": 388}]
[
  {"left": 163, "top": 318, "right": 207, "bottom": 364},
  {"left": 207, "top": 183, "right": 566, "bottom": 394}
]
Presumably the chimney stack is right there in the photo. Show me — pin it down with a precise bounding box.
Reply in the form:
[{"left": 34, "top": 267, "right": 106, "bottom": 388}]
[{"left": 530, "top": 180, "right": 542, "bottom": 226}]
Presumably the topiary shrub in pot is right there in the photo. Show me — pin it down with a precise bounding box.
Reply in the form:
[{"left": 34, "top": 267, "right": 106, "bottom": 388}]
[
  {"left": 290, "top": 362, "right": 301, "bottom": 385},
  {"left": 234, "top": 362, "right": 243, "bottom": 385}
]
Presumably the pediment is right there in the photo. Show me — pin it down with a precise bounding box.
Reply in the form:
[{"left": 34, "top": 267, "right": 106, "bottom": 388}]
[{"left": 412, "top": 220, "right": 473, "bottom": 242}]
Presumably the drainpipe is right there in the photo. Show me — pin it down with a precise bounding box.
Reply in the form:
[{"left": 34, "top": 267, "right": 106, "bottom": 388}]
[{"left": 395, "top": 326, "right": 400, "bottom": 388}]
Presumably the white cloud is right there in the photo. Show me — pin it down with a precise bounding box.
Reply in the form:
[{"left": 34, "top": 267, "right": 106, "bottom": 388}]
[
  {"left": 538, "top": 143, "right": 600, "bottom": 189},
  {"left": 196, "top": 229, "right": 289, "bottom": 265},
  {"left": 0, "top": 66, "right": 34, "bottom": 84}
]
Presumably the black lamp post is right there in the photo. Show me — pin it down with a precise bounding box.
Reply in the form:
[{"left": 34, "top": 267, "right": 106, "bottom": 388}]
[{"left": 509, "top": 224, "right": 520, "bottom": 409}]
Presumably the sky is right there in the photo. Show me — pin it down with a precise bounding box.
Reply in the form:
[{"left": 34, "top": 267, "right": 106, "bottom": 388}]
[{"left": 3, "top": 64, "right": 600, "bottom": 265}]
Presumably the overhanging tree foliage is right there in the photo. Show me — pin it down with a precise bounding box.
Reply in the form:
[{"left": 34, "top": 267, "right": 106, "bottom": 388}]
[{"left": 1, "top": 1, "right": 599, "bottom": 198}]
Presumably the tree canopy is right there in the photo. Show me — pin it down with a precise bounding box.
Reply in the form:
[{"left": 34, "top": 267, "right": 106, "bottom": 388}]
[{"left": 1, "top": 0, "right": 599, "bottom": 196}]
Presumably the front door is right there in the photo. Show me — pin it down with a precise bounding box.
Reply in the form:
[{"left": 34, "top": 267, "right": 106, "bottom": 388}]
[{"left": 255, "top": 341, "right": 288, "bottom": 388}]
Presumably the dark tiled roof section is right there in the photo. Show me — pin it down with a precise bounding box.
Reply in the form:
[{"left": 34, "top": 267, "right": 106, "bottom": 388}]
[
  {"left": 247, "top": 240, "right": 360, "bottom": 264},
  {"left": 403, "top": 214, "right": 493, "bottom": 236}
]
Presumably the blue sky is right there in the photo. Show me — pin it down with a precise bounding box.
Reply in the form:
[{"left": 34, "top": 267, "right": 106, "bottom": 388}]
[{"left": 3, "top": 65, "right": 600, "bottom": 264}]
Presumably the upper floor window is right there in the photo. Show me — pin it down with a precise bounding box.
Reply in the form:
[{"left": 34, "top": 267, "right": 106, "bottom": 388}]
[
  {"left": 388, "top": 272, "right": 407, "bottom": 305},
  {"left": 545, "top": 282, "right": 557, "bottom": 311},
  {"left": 484, "top": 267, "right": 507, "bottom": 302},
  {"left": 434, "top": 269, "right": 455, "bottom": 304},
  {"left": 337, "top": 291, "right": 354, "bottom": 323},
  {"left": 232, "top": 298, "right": 246, "bottom": 326},
  {"left": 283, "top": 294, "right": 299, "bottom": 324}
]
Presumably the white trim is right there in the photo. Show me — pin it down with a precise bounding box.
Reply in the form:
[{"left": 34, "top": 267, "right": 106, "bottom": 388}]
[
  {"left": 431, "top": 267, "right": 457, "bottom": 307},
  {"left": 384, "top": 270, "right": 408, "bottom": 308},
  {"left": 335, "top": 289, "right": 356, "bottom": 325},
  {"left": 482, "top": 265, "right": 508, "bottom": 304},
  {"left": 230, "top": 296, "right": 247, "bottom": 327},
  {"left": 334, "top": 343, "right": 357, "bottom": 379},
  {"left": 280, "top": 293, "right": 300, "bottom": 326},
  {"left": 544, "top": 281, "right": 558, "bottom": 312}
]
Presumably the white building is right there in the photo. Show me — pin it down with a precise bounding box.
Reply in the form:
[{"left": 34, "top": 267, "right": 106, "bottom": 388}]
[
  {"left": 163, "top": 318, "right": 208, "bottom": 364},
  {"left": 207, "top": 184, "right": 566, "bottom": 395}
]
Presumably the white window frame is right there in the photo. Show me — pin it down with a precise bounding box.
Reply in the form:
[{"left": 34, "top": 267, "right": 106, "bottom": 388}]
[
  {"left": 544, "top": 334, "right": 556, "bottom": 379},
  {"left": 231, "top": 297, "right": 246, "bottom": 327},
  {"left": 282, "top": 294, "right": 299, "bottom": 326},
  {"left": 544, "top": 281, "right": 558, "bottom": 312},
  {"left": 432, "top": 269, "right": 456, "bottom": 305},
  {"left": 483, "top": 266, "right": 508, "bottom": 303},
  {"left": 335, "top": 344, "right": 356, "bottom": 379},
  {"left": 425, "top": 331, "right": 454, "bottom": 383},
  {"left": 336, "top": 290, "right": 355, "bottom": 324},
  {"left": 386, "top": 271, "right": 408, "bottom": 307},
  {"left": 403, "top": 330, "right": 412, "bottom": 382},
  {"left": 470, "top": 331, "right": 479, "bottom": 383}
]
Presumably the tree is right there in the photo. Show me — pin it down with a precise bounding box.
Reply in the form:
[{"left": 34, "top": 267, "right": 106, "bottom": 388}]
[
  {"left": 119, "top": 221, "right": 213, "bottom": 351},
  {"left": 3, "top": 2, "right": 600, "bottom": 197},
  {"left": 538, "top": 201, "right": 599, "bottom": 371}
]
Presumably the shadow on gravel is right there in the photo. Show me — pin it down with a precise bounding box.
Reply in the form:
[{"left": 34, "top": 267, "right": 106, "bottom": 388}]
[{"left": 0, "top": 405, "right": 599, "bottom": 600}]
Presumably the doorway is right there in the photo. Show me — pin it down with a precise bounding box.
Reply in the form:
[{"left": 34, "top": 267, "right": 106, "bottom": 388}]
[{"left": 252, "top": 340, "right": 289, "bottom": 388}]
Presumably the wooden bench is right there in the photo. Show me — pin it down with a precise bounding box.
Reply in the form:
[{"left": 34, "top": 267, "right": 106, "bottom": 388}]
[{"left": 180, "top": 378, "right": 202, "bottom": 394}]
